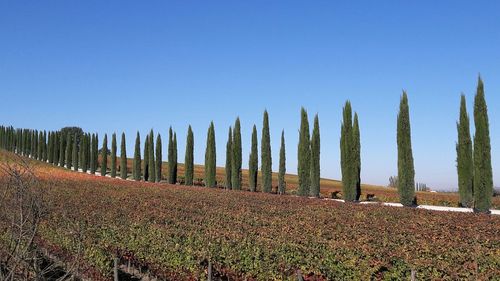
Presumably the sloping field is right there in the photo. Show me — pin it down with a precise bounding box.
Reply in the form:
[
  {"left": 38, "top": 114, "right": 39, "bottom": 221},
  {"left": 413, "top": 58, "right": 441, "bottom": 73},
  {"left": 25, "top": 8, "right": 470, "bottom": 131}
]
[{"left": 1, "top": 151, "right": 499, "bottom": 280}]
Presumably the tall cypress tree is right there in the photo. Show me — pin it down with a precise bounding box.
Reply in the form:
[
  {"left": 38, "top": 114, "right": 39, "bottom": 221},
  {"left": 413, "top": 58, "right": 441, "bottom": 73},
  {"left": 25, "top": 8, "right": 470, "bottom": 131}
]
[
  {"left": 148, "top": 129, "right": 155, "bottom": 182},
  {"left": 225, "top": 127, "right": 233, "bottom": 189},
  {"left": 473, "top": 77, "right": 493, "bottom": 213},
  {"left": 249, "top": 125, "right": 258, "bottom": 192},
  {"left": 53, "top": 132, "right": 59, "bottom": 166},
  {"left": 353, "top": 113, "right": 361, "bottom": 200},
  {"left": 232, "top": 118, "right": 242, "bottom": 190},
  {"left": 397, "top": 92, "right": 416, "bottom": 206},
  {"left": 278, "top": 130, "right": 286, "bottom": 195},
  {"left": 143, "top": 133, "right": 150, "bottom": 181},
  {"left": 37, "top": 131, "right": 43, "bottom": 161},
  {"left": 261, "top": 110, "right": 272, "bottom": 193},
  {"left": 111, "top": 133, "right": 117, "bottom": 178},
  {"left": 173, "top": 132, "right": 178, "bottom": 184},
  {"left": 43, "top": 131, "right": 48, "bottom": 162},
  {"left": 65, "top": 134, "right": 72, "bottom": 169},
  {"left": 93, "top": 134, "right": 99, "bottom": 173},
  {"left": 81, "top": 133, "right": 88, "bottom": 172},
  {"left": 456, "top": 95, "right": 474, "bottom": 208},
  {"left": 168, "top": 127, "right": 175, "bottom": 184},
  {"left": 59, "top": 132, "right": 66, "bottom": 167},
  {"left": 185, "top": 126, "right": 194, "bottom": 186},
  {"left": 72, "top": 133, "right": 79, "bottom": 171},
  {"left": 204, "top": 122, "right": 216, "bottom": 187},
  {"left": 90, "top": 134, "right": 96, "bottom": 173},
  {"left": 298, "top": 108, "right": 311, "bottom": 196},
  {"left": 155, "top": 133, "right": 162, "bottom": 182},
  {"left": 101, "top": 134, "right": 108, "bottom": 176},
  {"left": 48, "top": 132, "right": 53, "bottom": 163},
  {"left": 120, "top": 132, "right": 127, "bottom": 179},
  {"left": 310, "top": 114, "right": 320, "bottom": 197},
  {"left": 133, "top": 132, "right": 141, "bottom": 181},
  {"left": 341, "top": 101, "right": 354, "bottom": 201}
]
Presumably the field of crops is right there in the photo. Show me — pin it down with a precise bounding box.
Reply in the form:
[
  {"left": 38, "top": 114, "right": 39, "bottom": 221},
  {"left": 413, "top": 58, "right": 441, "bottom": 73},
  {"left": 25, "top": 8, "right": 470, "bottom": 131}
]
[{"left": 1, "top": 151, "right": 499, "bottom": 280}]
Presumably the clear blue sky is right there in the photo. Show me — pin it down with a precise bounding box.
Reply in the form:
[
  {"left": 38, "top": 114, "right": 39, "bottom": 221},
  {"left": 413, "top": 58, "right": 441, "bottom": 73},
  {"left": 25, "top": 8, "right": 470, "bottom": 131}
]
[{"left": 1, "top": 1, "right": 499, "bottom": 190}]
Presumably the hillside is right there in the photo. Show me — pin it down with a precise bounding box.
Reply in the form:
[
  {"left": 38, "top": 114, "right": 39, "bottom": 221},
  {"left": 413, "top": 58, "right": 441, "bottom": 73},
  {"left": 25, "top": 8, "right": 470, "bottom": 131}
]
[{"left": 1, "top": 150, "right": 499, "bottom": 280}]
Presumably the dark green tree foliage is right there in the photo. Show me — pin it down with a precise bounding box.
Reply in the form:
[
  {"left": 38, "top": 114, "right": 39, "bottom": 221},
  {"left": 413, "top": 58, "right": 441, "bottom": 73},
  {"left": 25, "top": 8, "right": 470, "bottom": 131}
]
[
  {"left": 111, "top": 133, "right": 117, "bottom": 178},
  {"left": 261, "top": 110, "right": 272, "bottom": 193},
  {"left": 59, "top": 132, "right": 65, "bottom": 167},
  {"left": 133, "top": 132, "right": 141, "bottom": 181},
  {"left": 148, "top": 129, "right": 155, "bottom": 183},
  {"left": 72, "top": 133, "right": 79, "bottom": 171},
  {"left": 298, "top": 108, "right": 311, "bottom": 196},
  {"left": 172, "top": 132, "right": 178, "bottom": 184},
  {"left": 93, "top": 134, "right": 99, "bottom": 173},
  {"left": 53, "top": 132, "right": 59, "bottom": 166},
  {"left": 456, "top": 95, "right": 474, "bottom": 207},
  {"left": 168, "top": 127, "right": 175, "bottom": 184},
  {"left": 155, "top": 133, "right": 162, "bottom": 182},
  {"left": 143, "top": 133, "right": 150, "bottom": 181},
  {"left": 43, "top": 131, "right": 48, "bottom": 161},
  {"left": 473, "top": 77, "right": 493, "bottom": 213},
  {"left": 232, "top": 118, "right": 242, "bottom": 190},
  {"left": 86, "top": 133, "right": 91, "bottom": 171},
  {"left": 48, "top": 132, "right": 53, "bottom": 163},
  {"left": 78, "top": 135, "right": 87, "bottom": 173},
  {"left": 278, "top": 130, "right": 286, "bottom": 195},
  {"left": 341, "top": 102, "right": 354, "bottom": 201},
  {"left": 185, "top": 126, "right": 194, "bottom": 186},
  {"left": 120, "top": 133, "right": 127, "bottom": 179},
  {"left": 204, "top": 122, "right": 216, "bottom": 187},
  {"left": 249, "top": 125, "right": 258, "bottom": 192},
  {"left": 101, "top": 134, "right": 108, "bottom": 176},
  {"left": 353, "top": 113, "right": 361, "bottom": 200},
  {"left": 90, "top": 134, "right": 96, "bottom": 174},
  {"left": 66, "top": 134, "right": 72, "bottom": 170},
  {"left": 225, "top": 127, "right": 233, "bottom": 189},
  {"left": 397, "top": 92, "right": 416, "bottom": 206},
  {"left": 33, "top": 130, "right": 38, "bottom": 159},
  {"left": 310, "top": 114, "right": 321, "bottom": 197},
  {"left": 38, "top": 131, "right": 43, "bottom": 161}
]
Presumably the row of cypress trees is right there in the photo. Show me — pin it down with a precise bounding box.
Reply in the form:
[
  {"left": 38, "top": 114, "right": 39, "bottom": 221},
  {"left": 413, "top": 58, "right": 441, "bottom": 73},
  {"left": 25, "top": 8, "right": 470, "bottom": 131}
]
[
  {"left": 456, "top": 77, "right": 493, "bottom": 213},
  {"left": 0, "top": 77, "right": 493, "bottom": 212}
]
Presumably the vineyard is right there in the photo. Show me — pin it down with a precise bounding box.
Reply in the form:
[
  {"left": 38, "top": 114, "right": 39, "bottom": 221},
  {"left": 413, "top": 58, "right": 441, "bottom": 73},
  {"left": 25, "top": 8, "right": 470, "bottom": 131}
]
[{"left": 1, "top": 150, "right": 499, "bottom": 280}]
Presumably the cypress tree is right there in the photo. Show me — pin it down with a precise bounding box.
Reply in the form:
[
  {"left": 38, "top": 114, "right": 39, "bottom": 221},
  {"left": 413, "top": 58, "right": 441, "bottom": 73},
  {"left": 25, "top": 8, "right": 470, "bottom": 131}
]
[
  {"left": 473, "top": 77, "right": 493, "bottom": 213},
  {"left": 225, "top": 127, "right": 233, "bottom": 189},
  {"left": 185, "top": 126, "right": 194, "bottom": 186},
  {"left": 261, "top": 110, "right": 272, "bottom": 193},
  {"left": 111, "top": 133, "right": 117, "bottom": 178},
  {"left": 173, "top": 132, "right": 178, "bottom": 184},
  {"left": 143, "top": 133, "right": 150, "bottom": 181},
  {"left": 341, "top": 101, "right": 354, "bottom": 201},
  {"left": 53, "top": 132, "right": 59, "bottom": 166},
  {"left": 204, "top": 122, "right": 216, "bottom": 187},
  {"left": 82, "top": 133, "right": 88, "bottom": 172},
  {"left": 278, "top": 130, "right": 286, "bottom": 195},
  {"left": 48, "top": 132, "right": 53, "bottom": 163},
  {"left": 133, "top": 132, "right": 141, "bottom": 181},
  {"left": 37, "top": 130, "right": 42, "bottom": 160},
  {"left": 168, "top": 127, "right": 175, "bottom": 184},
  {"left": 249, "top": 125, "right": 258, "bottom": 192},
  {"left": 148, "top": 129, "right": 155, "bottom": 182},
  {"left": 72, "top": 133, "right": 79, "bottom": 171},
  {"left": 58, "top": 132, "right": 65, "bottom": 167},
  {"left": 101, "top": 134, "right": 108, "bottom": 176},
  {"left": 90, "top": 134, "right": 96, "bottom": 174},
  {"left": 353, "top": 113, "right": 361, "bottom": 200},
  {"left": 155, "top": 133, "right": 162, "bottom": 182},
  {"left": 456, "top": 95, "right": 474, "bottom": 208},
  {"left": 86, "top": 133, "right": 91, "bottom": 171},
  {"left": 397, "top": 92, "right": 416, "bottom": 206},
  {"left": 120, "top": 133, "right": 127, "bottom": 179},
  {"left": 66, "top": 134, "right": 72, "bottom": 169},
  {"left": 297, "top": 108, "right": 311, "bottom": 196},
  {"left": 310, "top": 114, "right": 320, "bottom": 197},
  {"left": 93, "top": 134, "right": 99, "bottom": 173},
  {"left": 232, "top": 118, "right": 242, "bottom": 190},
  {"left": 43, "top": 131, "right": 48, "bottom": 162}
]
